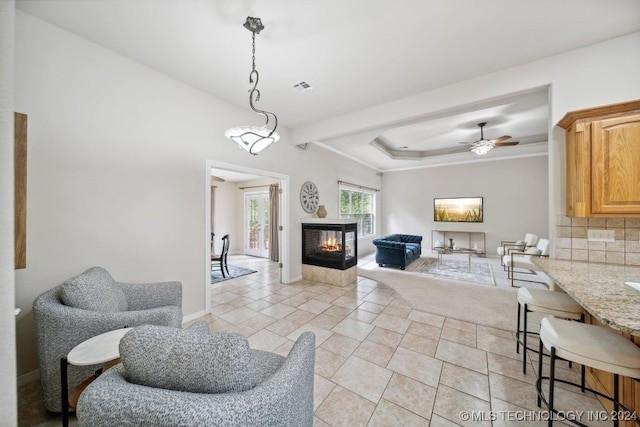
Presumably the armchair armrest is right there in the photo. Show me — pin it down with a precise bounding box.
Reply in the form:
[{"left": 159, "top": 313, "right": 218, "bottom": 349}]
[
  {"left": 500, "top": 240, "right": 518, "bottom": 245},
  {"left": 499, "top": 241, "right": 526, "bottom": 257},
  {"left": 500, "top": 240, "right": 524, "bottom": 249},
  {"left": 36, "top": 303, "right": 180, "bottom": 340},
  {"left": 509, "top": 251, "right": 549, "bottom": 260},
  {"left": 372, "top": 240, "right": 406, "bottom": 250},
  {"left": 507, "top": 251, "right": 548, "bottom": 272},
  {"left": 117, "top": 281, "right": 182, "bottom": 311}
]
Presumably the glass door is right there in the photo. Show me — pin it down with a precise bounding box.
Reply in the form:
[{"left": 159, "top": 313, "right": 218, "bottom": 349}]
[{"left": 245, "top": 191, "right": 270, "bottom": 258}]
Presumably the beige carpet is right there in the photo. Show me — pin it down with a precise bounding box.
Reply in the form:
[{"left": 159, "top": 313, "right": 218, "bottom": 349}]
[{"left": 358, "top": 261, "right": 518, "bottom": 331}]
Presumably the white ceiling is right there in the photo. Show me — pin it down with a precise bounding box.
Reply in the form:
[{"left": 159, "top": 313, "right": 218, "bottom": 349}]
[{"left": 16, "top": 0, "right": 640, "bottom": 170}]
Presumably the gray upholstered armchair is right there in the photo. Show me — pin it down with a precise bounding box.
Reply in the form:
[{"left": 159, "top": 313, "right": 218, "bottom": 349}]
[
  {"left": 33, "top": 266, "right": 182, "bottom": 412},
  {"left": 77, "top": 325, "right": 316, "bottom": 427}
]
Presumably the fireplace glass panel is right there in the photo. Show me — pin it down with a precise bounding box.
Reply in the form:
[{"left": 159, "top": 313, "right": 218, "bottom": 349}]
[{"left": 302, "top": 222, "right": 357, "bottom": 270}]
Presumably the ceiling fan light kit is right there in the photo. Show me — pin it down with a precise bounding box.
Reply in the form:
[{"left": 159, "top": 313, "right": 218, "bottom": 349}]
[
  {"left": 466, "top": 122, "right": 518, "bottom": 155},
  {"left": 470, "top": 139, "right": 495, "bottom": 155},
  {"left": 224, "top": 16, "right": 279, "bottom": 155}
]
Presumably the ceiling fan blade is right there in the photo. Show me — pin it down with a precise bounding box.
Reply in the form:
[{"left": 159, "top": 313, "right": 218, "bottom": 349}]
[
  {"left": 492, "top": 135, "right": 512, "bottom": 143},
  {"left": 495, "top": 141, "right": 519, "bottom": 147},
  {"left": 458, "top": 141, "right": 472, "bottom": 145}
]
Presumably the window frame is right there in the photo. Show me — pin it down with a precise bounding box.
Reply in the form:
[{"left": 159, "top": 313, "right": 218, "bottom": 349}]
[{"left": 338, "top": 184, "right": 376, "bottom": 237}]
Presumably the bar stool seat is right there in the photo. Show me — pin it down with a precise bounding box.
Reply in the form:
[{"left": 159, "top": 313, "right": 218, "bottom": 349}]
[
  {"left": 540, "top": 317, "right": 640, "bottom": 379},
  {"left": 516, "top": 288, "right": 583, "bottom": 374},
  {"left": 537, "top": 317, "right": 640, "bottom": 427},
  {"left": 518, "top": 288, "right": 583, "bottom": 319}
]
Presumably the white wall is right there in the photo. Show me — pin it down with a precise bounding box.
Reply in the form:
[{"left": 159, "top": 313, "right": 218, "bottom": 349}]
[
  {"left": 211, "top": 180, "right": 240, "bottom": 254},
  {"left": 13, "top": 12, "right": 380, "bottom": 376},
  {"left": 0, "top": 0, "right": 17, "bottom": 424},
  {"left": 381, "top": 156, "right": 549, "bottom": 255}
]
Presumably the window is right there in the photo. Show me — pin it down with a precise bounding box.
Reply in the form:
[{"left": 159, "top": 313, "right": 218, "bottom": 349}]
[{"left": 339, "top": 185, "right": 375, "bottom": 237}]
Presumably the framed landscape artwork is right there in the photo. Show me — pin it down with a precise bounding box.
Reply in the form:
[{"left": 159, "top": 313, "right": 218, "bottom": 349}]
[{"left": 434, "top": 197, "right": 483, "bottom": 223}]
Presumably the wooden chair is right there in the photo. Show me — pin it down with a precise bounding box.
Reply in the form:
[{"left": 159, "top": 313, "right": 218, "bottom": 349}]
[{"left": 212, "top": 234, "right": 230, "bottom": 278}]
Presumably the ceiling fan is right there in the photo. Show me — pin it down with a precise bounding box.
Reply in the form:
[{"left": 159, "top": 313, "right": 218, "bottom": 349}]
[{"left": 459, "top": 122, "right": 519, "bottom": 155}]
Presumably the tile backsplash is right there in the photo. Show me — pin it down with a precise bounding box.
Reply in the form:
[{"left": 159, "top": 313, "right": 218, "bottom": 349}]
[{"left": 555, "top": 216, "right": 640, "bottom": 266}]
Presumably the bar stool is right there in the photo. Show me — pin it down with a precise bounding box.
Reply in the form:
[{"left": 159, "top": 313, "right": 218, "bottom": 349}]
[
  {"left": 516, "top": 287, "right": 584, "bottom": 374},
  {"left": 537, "top": 317, "right": 640, "bottom": 427}
]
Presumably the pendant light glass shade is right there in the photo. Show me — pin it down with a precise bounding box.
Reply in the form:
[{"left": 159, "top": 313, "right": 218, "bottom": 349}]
[{"left": 225, "top": 125, "right": 280, "bottom": 155}]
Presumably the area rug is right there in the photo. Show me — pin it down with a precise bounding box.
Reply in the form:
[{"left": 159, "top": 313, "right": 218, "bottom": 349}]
[
  {"left": 413, "top": 258, "right": 495, "bottom": 285},
  {"left": 211, "top": 265, "right": 257, "bottom": 284},
  {"left": 357, "top": 263, "right": 518, "bottom": 330}
]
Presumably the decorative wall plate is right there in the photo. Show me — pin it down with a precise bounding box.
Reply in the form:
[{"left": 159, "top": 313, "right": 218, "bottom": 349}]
[{"left": 300, "top": 181, "right": 319, "bottom": 213}]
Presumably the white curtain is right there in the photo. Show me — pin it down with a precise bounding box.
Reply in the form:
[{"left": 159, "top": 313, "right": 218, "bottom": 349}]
[{"left": 269, "top": 184, "right": 279, "bottom": 262}]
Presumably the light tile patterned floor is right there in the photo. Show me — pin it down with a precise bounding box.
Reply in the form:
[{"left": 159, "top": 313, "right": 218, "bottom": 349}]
[{"left": 19, "top": 254, "right": 606, "bottom": 426}]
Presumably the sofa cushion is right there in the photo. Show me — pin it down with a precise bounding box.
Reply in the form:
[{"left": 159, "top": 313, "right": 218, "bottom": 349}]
[
  {"left": 60, "top": 267, "right": 127, "bottom": 312},
  {"left": 406, "top": 242, "right": 420, "bottom": 251},
  {"left": 385, "top": 234, "right": 402, "bottom": 242},
  {"left": 120, "top": 324, "right": 257, "bottom": 394}
]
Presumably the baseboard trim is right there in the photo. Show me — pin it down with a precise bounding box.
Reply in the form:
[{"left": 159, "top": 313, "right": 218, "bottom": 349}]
[
  {"left": 182, "top": 310, "right": 207, "bottom": 324},
  {"left": 287, "top": 275, "right": 303, "bottom": 284},
  {"left": 18, "top": 369, "right": 39, "bottom": 386}
]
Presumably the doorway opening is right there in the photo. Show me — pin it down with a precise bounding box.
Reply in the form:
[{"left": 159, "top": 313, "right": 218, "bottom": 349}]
[{"left": 204, "top": 160, "right": 290, "bottom": 315}]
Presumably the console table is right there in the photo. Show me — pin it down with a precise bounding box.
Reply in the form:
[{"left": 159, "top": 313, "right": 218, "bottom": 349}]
[
  {"left": 431, "top": 230, "right": 486, "bottom": 256},
  {"left": 433, "top": 247, "right": 476, "bottom": 271}
]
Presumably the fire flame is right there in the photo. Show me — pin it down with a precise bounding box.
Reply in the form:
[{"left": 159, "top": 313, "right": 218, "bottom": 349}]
[{"left": 320, "top": 237, "right": 342, "bottom": 252}]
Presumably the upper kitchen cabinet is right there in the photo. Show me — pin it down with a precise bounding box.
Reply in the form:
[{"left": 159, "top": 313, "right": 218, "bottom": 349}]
[{"left": 558, "top": 100, "right": 640, "bottom": 217}]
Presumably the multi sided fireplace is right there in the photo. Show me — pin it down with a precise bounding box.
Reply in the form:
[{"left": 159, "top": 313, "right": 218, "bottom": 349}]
[{"left": 302, "top": 220, "right": 357, "bottom": 270}]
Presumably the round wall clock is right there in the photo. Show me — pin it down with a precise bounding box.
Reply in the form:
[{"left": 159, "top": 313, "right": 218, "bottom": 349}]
[{"left": 300, "top": 181, "right": 319, "bottom": 213}]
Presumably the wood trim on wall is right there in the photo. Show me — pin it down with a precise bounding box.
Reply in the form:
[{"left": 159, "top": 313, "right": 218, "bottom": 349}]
[{"left": 14, "top": 112, "right": 27, "bottom": 269}]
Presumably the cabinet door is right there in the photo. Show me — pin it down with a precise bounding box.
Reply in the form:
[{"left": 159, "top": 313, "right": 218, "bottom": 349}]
[
  {"left": 591, "top": 113, "right": 640, "bottom": 215},
  {"left": 565, "top": 121, "right": 591, "bottom": 216}
]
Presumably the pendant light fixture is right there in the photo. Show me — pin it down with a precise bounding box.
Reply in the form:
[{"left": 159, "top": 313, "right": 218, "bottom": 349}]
[{"left": 225, "top": 17, "right": 279, "bottom": 155}]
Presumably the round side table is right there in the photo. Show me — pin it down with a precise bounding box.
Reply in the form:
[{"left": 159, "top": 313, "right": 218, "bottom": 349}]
[{"left": 61, "top": 328, "right": 130, "bottom": 427}]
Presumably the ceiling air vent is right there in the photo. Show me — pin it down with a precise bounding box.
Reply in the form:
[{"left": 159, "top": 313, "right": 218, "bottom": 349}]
[{"left": 292, "top": 81, "right": 313, "bottom": 93}]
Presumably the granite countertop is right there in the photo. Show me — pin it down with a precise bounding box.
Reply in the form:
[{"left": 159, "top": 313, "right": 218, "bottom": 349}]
[{"left": 533, "top": 258, "right": 640, "bottom": 336}]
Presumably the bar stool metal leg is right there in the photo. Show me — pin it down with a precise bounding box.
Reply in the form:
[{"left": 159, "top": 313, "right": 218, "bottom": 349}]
[
  {"left": 537, "top": 338, "right": 544, "bottom": 408},
  {"left": 516, "top": 302, "right": 521, "bottom": 354},
  {"left": 523, "top": 303, "right": 529, "bottom": 374},
  {"left": 548, "top": 347, "right": 556, "bottom": 427}
]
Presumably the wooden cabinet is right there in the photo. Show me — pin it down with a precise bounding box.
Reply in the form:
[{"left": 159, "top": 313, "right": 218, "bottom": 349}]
[{"left": 558, "top": 100, "right": 640, "bottom": 217}]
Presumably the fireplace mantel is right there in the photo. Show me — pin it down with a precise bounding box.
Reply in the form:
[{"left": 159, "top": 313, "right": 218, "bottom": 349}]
[{"left": 301, "top": 218, "right": 357, "bottom": 225}]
